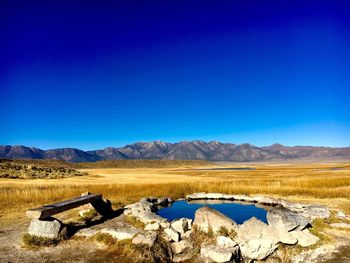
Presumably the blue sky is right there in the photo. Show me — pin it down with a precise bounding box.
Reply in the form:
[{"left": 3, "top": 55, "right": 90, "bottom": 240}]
[{"left": 1, "top": 0, "right": 350, "bottom": 150}]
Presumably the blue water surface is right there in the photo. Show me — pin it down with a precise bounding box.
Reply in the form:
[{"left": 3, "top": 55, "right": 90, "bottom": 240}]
[{"left": 157, "top": 200, "right": 267, "bottom": 224}]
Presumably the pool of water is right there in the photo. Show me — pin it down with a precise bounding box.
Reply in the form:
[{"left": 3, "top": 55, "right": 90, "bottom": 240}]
[{"left": 157, "top": 200, "right": 268, "bottom": 224}]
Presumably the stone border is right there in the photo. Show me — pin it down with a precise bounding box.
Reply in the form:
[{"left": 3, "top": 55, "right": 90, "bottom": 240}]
[
  {"left": 121, "top": 193, "right": 332, "bottom": 262},
  {"left": 185, "top": 193, "right": 331, "bottom": 221}
]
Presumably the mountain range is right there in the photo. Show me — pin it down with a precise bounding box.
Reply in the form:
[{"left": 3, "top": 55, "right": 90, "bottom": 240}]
[{"left": 1, "top": 141, "right": 350, "bottom": 163}]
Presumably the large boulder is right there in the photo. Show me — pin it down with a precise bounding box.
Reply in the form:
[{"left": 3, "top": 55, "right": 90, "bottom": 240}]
[
  {"left": 267, "top": 207, "right": 310, "bottom": 231},
  {"left": 235, "top": 217, "right": 295, "bottom": 260},
  {"left": 290, "top": 229, "right": 319, "bottom": 247},
  {"left": 201, "top": 244, "right": 240, "bottom": 263},
  {"left": 193, "top": 206, "right": 238, "bottom": 233},
  {"left": 132, "top": 231, "right": 157, "bottom": 246},
  {"left": 28, "top": 218, "right": 62, "bottom": 239}
]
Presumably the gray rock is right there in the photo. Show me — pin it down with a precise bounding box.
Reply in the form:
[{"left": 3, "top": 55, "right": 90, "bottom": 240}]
[
  {"left": 267, "top": 207, "right": 310, "bottom": 231},
  {"left": 236, "top": 217, "right": 297, "bottom": 245},
  {"left": 300, "top": 205, "right": 330, "bottom": 220},
  {"left": 182, "top": 229, "right": 193, "bottom": 239},
  {"left": 235, "top": 217, "right": 295, "bottom": 259},
  {"left": 290, "top": 229, "right": 319, "bottom": 247},
  {"left": 206, "top": 193, "right": 226, "bottom": 199},
  {"left": 171, "top": 218, "right": 191, "bottom": 234},
  {"left": 186, "top": 192, "right": 208, "bottom": 200},
  {"left": 253, "top": 196, "right": 279, "bottom": 205},
  {"left": 132, "top": 231, "right": 157, "bottom": 246},
  {"left": 28, "top": 218, "right": 62, "bottom": 239},
  {"left": 172, "top": 253, "right": 194, "bottom": 262},
  {"left": 164, "top": 227, "right": 180, "bottom": 242},
  {"left": 239, "top": 238, "right": 278, "bottom": 260},
  {"left": 126, "top": 201, "right": 168, "bottom": 225},
  {"left": 144, "top": 222, "right": 160, "bottom": 230},
  {"left": 155, "top": 197, "right": 172, "bottom": 205},
  {"left": 171, "top": 240, "right": 192, "bottom": 254},
  {"left": 217, "top": 236, "right": 237, "bottom": 248},
  {"left": 74, "top": 228, "right": 99, "bottom": 238},
  {"left": 193, "top": 206, "right": 238, "bottom": 233},
  {"left": 335, "top": 211, "right": 347, "bottom": 220},
  {"left": 278, "top": 199, "right": 305, "bottom": 211},
  {"left": 101, "top": 226, "right": 139, "bottom": 240},
  {"left": 201, "top": 244, "right": 240, "bottom": 263},
  {"left": 78, "top": 203, "right": 96, "bottom": 217},
  {"left": 231, "top": 195, "right": 255, "bottom": 202}
]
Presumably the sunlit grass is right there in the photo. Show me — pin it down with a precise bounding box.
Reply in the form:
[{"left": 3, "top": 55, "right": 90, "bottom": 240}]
[{"left": 0, "top": 162, "right": 350, "bottom": 225}]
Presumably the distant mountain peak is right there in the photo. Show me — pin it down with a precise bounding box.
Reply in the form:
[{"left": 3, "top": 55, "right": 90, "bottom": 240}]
[{"left": 0, "top": 141, "right": 349, "bottom": 162}]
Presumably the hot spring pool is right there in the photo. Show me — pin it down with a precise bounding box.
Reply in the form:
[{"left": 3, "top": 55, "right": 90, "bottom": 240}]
[{"left": 157, "top": 200, "right": 268, "bottom": 224}]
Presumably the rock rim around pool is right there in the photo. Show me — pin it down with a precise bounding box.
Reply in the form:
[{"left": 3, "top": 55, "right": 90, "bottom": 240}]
[{"left": 91, "top": 193, "right": 330, "bottom": 263}]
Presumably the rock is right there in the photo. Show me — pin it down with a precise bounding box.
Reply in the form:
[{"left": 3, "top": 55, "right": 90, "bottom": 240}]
[
  {"left": 28, "top": 218, "right": 62, "bottom": 239},
  {"left": 172, "top": 253, "right": 194, "bottom": 262},
  {"left": 253, "top": 196, "right": 279, "bottom": 205},
  {"left": 78, "top": 203, "right": 96, "bottom": 218},
  {"left": 75, "top": 228, "right": 99, "bottom": 238},
  {"left": 186, "top": 192, "right": 208, "bottom": 200},
  {"left": 127, "top": 202, "right": 168, "bottom": 225},
  {"left": 217, "top": 236, "right": 237, "bottom": 248},
  {"left": 164, "top": 227, "right": 180, "bottom": 242},
  {"left": 335, "top": 210, "right": 350, "bottom": 220},
  {"left": 159, "top": 220, "right": 171, "bottom": 228},
  {"left": 182, "top": 229, "right": 193, "bottom": 239},
  {"left": 171, "top": 218, "right": 191, "bottom": 234},
  {"left": 193, "top": 206, "right": 238, "bottom": 233},
  {"left": 101, "top": 226, "right": 139, "bottom": 240},
  {"left": 278, "top": 199, "right": 305, "bottom": 212},
  {"left": 236, "top": 217, "right": 296, "bottom": 245},
  {"left": 267, "top": 207, "right": 310, "bottom": 231},
  {"left": 330, "top": 223, "right": 350, "bottom": 229},
  {"left": 301, "top": 205, "right": 330, "bottom": 220},
  {"left": 132, "top": 231, "right": 157, "bottom": 246},
  {"left": 231, "top": 195, "right": 255, "bottom": 202},
  {"left": 144, "top": 222, "right": 160, "bottom": 231},
  {"left": 206, "top": 193, "right": 226, "bottom": 199},
  {"left": 171, "top": 240, "right": 192, "bottom": 254},
  {"left": 139, "top": 197, "right": 154, "bottom": 206},
  {"left": 276, "top": 230, "right": 298, "bottom": 245},
  {"left": 291, "top": 229, "right": 319, "bottom": 247},
  {"left": 239, "top": 238, "right": 279, "bottom": 260},
  {"left": 201, "top": 244, "right": 240, "bottom": 263},
  {"left": 155, "top": 197, "right": 172, "bottom": 205}
]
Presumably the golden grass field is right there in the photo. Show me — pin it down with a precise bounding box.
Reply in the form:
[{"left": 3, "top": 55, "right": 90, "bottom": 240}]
[{"left": 1, "top": 162, "right": 350, "bottom": 226}]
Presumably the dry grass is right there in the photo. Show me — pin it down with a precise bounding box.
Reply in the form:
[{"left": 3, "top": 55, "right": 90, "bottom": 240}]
[{"left": 0, "top": 162, "right": 350, "bottom": 226}]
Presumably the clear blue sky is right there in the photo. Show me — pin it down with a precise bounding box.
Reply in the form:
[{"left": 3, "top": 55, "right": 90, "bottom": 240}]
[{"left": 1, "top": 0, "right": 349, "bottom": 150}]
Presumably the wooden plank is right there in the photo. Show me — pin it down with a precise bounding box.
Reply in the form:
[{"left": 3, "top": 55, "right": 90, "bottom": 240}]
[{"left": 26, "top": 194, "right": 102, "bottom": 219}]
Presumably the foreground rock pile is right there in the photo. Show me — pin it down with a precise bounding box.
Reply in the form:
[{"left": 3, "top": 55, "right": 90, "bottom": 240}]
[{"left": 28, "top": 192, "right": 343, "bottom": 263}]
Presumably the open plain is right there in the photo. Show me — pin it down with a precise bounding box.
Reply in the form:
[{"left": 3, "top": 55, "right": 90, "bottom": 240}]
[{"left": 1, "top": 161, "right": 350, "bottom": 262}]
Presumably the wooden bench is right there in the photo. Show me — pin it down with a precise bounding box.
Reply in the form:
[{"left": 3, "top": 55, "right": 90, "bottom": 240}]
[{"left": 26, "top": 193, "right": 112, "bottom": 220}]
